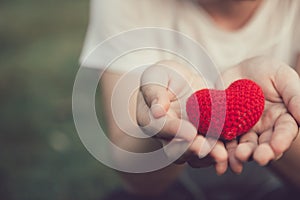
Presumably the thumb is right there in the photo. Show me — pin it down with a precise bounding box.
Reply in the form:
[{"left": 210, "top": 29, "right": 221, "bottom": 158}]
[
  {"left": 141, "top": 84, "right": 170, "bottom": 118},
  {"left": 274, "top": 65, "right": 300, "bottom": 124},
  {"left": 140, "top": 66, "right": 171, "bottom": 118}
]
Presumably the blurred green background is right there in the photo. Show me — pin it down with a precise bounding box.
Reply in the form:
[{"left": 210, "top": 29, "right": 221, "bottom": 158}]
[{"left": 0, "top": 0, "right": 120, "bottom": 199}]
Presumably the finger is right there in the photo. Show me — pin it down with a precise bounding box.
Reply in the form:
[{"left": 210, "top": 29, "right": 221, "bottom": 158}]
[
  {"left": 226, "top": 140, "right": 243, "bottom": 174},
  {"left": 253, "top": 103, "right": 286, "bottom": 133},
  {"left": 138, "top": 91, "right": 197, "bottom": 142},
  {"left": 162, "top": 135, "right": 208, "bottom": 163},
  {"left": 274, "top": 65, "right": 300, "bottom": 124},
  {"left": 140, "top": 66, "right": 171, "bottom": 118},
  {"left": 162, "top": 138, "right": 190, "bottom": 161},
  {"left": 136, "top": 92, "right": 152, "bottom": 127},
  {"left": 235, "top": 131, "right": 258, "bottom": 162},
  {"left": 215, "top": 162, "right": 228, "bottom": 176},
  {"left": 167, "top": 134, "right": 208, "bottom": 164},
  {"left": 258, "top": 129, "right": 273, "bottom": 143},
  {"left": 270, "top": 113, "right": 298, "bottom": 156},
  {"left": 141, "top": 85, "right": 170, "bottom": 118},
  {"left": 184, "top": 138, "right": 228, "bottom": 172},
  {"left": 253, "top": 130, "right": 275, "bottom": 166},
  {"left": 177, "top": 135, "right": 222, "bottom": 165},
  {"left": 208, "top": 139, "right": 228, "bottom": 162},
  {"left": 156, "top": 117, "right": 197, "bottom": 142},
  {"left": 253, "top": 143, "right": 275, "bottom": 166},
  {"left": 153, "top": 121, "right": 196, "bottom": 161},
  {"left": 209, "top": 140, "right": 228, "bottom": 175},
  {"left": 180, "top": 135, "right": 214, "bottom": 161}
]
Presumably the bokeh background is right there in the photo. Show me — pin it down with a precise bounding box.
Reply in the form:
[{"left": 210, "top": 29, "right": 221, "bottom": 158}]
[{"left": 0, "top": 0, "right": 121, "bottom": 199}]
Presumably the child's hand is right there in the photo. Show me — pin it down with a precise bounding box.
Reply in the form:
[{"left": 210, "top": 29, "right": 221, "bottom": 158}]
[
  {"left": 219, "top": 57, "right": 300, "bottom": 174},
  {"left": 137, "top": 60, "right": 229, "bottom": 175}
]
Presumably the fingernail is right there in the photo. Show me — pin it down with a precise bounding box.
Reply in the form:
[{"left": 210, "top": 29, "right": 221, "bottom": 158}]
[
  {"left": 151, "top": 104, "right": 166, "bottom": 118},
  {"left": 198, "top": 141, "right": 211, "bottom": 158},
  {"left": 275, "top": 153, "right": 283, "bottom": 160}
]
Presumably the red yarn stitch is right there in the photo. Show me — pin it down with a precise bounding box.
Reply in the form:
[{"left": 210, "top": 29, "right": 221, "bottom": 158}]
[{"left": 186, "top": 79, "right": 265, "bottom": 141}]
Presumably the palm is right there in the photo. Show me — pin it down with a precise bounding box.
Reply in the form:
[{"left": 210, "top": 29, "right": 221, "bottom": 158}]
[
  {"left": 253, "top": 74, "right": 288, "bottom": 135},
  {"left": 221, "top": 57, "right": 300, "bottom": 173},
  {"left": 137, "top": 61, "right": 229, "bottom": 174},
  {"left": 256, "top": 101, "right": 286, "bottom": 133}
]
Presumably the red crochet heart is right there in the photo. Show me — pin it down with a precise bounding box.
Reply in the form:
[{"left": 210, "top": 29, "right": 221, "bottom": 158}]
[{"left": 186, "top": 79, "right": 264, "bottom": 141}]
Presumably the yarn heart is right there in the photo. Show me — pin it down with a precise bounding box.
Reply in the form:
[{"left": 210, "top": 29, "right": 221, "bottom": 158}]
[{"left": 186, "top": 79, "right": 264, "bottom": 141}]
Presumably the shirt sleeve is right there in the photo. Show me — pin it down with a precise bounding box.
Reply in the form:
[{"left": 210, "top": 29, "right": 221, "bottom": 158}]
[
  {"left": 80, "top": 0, "right": 138, "bottom": 70},
  {"left": 79, "top": 0, "right": 179, "bottom": 72},
  {"left": 292, "top": 1, "right": 300, "bottom": 53}
]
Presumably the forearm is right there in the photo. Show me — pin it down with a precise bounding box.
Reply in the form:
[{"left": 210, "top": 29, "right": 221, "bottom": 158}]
[
  {"left": 269, "top": 61, "right": 300, "bottom": 189},
  {"left": 119, "top": 157, "right": 185, "bottom": 196},
  {"left": 270, "top": 132, "right": 300, "bottom": 189},
  {"left": 100, "top": 70, "right": 185, "bottom": 195},
  {"left": 108, "top": 127, "right": 185, "bottom": 195}
]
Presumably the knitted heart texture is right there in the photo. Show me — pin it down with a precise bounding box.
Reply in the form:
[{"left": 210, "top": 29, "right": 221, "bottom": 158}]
[{"left": 186, "top": 79, "right": 265, "bottom": 141}]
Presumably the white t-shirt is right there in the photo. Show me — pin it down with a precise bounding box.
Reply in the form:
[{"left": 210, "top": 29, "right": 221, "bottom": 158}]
[
  {"left": 80, "top": 0, "right": 300, "bottom": 73},
  {"left": 80, "top": 0, "right": 300, "bottom": 199}
]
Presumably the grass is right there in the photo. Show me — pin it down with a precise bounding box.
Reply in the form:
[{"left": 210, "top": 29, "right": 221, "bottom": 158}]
[{"left": 0, "top": 1, "right": 120, "bottom": 199}]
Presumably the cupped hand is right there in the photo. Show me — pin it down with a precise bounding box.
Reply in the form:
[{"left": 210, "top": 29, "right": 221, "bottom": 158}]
[
  {"left": 137, "top": 60, "right": 228, "bottom": 175},
  {"left": 219, "top": 57, "right": 300, "bottom": 174}
]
